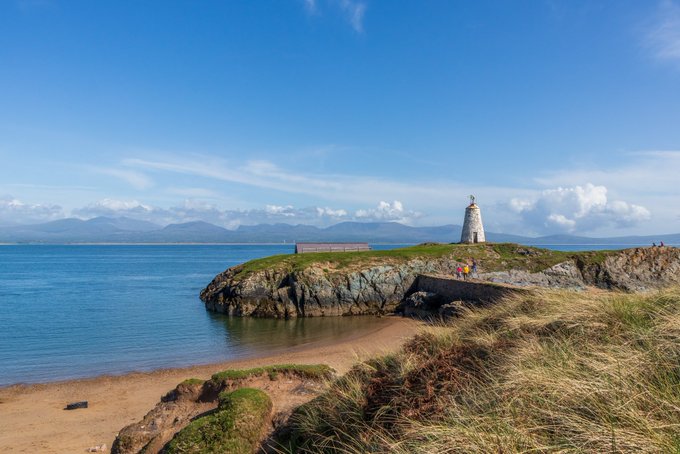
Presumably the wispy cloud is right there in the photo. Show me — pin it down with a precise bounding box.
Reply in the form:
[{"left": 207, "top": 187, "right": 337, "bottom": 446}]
[
  {"left": 338, "top": 0, "right": 366, "bottom": 33},
  {"left": 534, "top": 150, "right": 680, "bottom": 193},
  {"left": 6, "top": 149, "right": 676, "bottom": 234},
  {"left": 93, "top": 167, "right": 154, "bottom": 190},
  {"left": 302, "top": 0, "right": 367, "bottom": 33},
  {"left": 646, "top": 0, "right": 680, "bottom": 63},
  {"left": 165, "top": 187, "right": 221, "bottom": 199},
  {"left": 120, "top": 154, "right": 511, "bottom": 212}
]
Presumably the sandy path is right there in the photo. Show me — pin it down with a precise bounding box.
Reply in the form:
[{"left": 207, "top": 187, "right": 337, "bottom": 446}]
[{"left": 0, "top": 316, "right": 422, "bottom": 453}]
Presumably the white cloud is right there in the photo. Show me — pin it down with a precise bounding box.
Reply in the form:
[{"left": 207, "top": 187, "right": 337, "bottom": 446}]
[
  {"left": 532, "top": 151, "right": 680, "bottom": 232},
  {"left": 69, "top": 198, "right": 356, "bottom": 228},
  {"left": 9, "top": 147, "right": 675, "bottom": 235},
  {"left": 0, "top": 195, "right": 63, "bottom": 225},
  {"left": 72, "top": 198, "right": 164, "bottom": 222},
  {"left": 646, "top": 0, "right": 680, "bottom": 62},
  {"left": 355, "top": 200, "right": 422, "bottom": 224},
  {"left": 265, "top": 205, "right": 296, "bottom": 216},
  {"left": 509, "top": 184, "right": 651, "bottom": 234},
  {"left": 43, "top": 196, "right": 424, "bottom": 229},
  {"left": 316, "top": 206, "right": 348, "bottom": 217},
  {"left": 91, "top": 198, "right": 153, "bottom": 212}
]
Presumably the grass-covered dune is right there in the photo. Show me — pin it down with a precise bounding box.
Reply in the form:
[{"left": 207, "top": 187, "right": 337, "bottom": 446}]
[
  {"left": 165, "top": 387, "right": 272, "bottom": 454},
  {"left": 112, "top": 364, "right": 334, "bottom": 454},
  {"left": 278, "top": 287, "right": 680, "bottom": 453}
]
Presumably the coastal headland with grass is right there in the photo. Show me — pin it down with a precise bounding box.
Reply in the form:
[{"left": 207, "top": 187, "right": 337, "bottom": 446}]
[
  {"left": 4, "top": 1, "right": 680, "bottom": 452},
  {"left": 3, "top": 241, "right": 677, "bottom": 453},
  {"left": 132, "top": 242, "right": 680, "bottom": 453}
]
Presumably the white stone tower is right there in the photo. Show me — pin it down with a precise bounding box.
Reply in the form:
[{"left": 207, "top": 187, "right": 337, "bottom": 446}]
[{"left": 460, "top": 195, "right": 486, "bottom": 244}]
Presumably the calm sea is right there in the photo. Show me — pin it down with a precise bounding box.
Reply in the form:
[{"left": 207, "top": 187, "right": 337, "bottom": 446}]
[
  {"left": 0, "top": 244, "right": 412, "bottom": 386},
  {"left": 0, "top": 243, "right": 660, "bottom": 386}
]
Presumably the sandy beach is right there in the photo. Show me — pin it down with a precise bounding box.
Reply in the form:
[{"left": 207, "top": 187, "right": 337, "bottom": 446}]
[{"left": 0, "top": 316, "right": 422, "bottom": 454}]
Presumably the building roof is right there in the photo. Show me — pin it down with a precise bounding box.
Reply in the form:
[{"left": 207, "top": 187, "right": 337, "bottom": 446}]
[{"left": 295, "top": 242, "right": 371, "bottom": 254}]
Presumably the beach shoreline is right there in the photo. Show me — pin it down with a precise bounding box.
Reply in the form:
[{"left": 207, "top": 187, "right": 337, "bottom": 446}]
[{"left": 0, "top": 315, "right": 422, "bottom": 453}]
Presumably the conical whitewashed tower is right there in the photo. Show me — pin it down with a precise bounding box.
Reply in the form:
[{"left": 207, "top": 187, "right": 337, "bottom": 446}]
[{"left": 460, "top": 195, "right": 485, "bottom": 244}]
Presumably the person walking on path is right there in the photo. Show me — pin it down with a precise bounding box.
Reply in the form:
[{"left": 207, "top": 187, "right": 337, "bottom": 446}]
[
  {"left": 463, "top": 264, "right": 470, "bottom": 280},
  {"left": 456, "top": 265, "right": 463, "bottom": 279},
  {"left": 471, "top": 259, "right": 478, "bottom": 277}
]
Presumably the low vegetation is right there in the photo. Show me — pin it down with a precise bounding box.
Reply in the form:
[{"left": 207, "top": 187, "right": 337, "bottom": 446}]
[
  {"left": 275, "top": 287, "right": 680, "bottom": 453},
  {"left": 232, "top": 243, "right": 618, "bottom": 280},
  {"left": 178, "top": 378, "right": 205, "bottom": 386},
  {"left": 210, "top": 364, "right": 334, "bottom": 384},
  {"left": 165, "top": 387, "right": 272, "bottom": 454}
]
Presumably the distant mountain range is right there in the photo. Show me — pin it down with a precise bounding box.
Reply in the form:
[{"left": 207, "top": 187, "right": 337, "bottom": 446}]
[{"left": 0, "top": 216, "right": 677, "bottom": 245}]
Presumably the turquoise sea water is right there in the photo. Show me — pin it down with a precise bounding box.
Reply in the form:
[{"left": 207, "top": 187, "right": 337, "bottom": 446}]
[{"left": 0, "top": 243, "right": 662, "bottom": 386}]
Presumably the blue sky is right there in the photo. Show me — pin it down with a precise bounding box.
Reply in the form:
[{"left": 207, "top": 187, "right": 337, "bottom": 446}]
[{"left": 1, "top": 0, "right": 679, "bottom": 236}]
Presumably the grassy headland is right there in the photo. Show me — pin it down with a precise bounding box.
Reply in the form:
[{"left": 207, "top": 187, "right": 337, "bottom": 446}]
[
  {"left": 277, "top": 287, "right": 680, "bottom": 453},
  {"left": 231, "top": 243, "right": 618, "bottom": 280}
]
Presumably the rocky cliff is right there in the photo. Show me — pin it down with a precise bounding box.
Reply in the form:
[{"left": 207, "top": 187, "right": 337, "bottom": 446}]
[
  {"left": 201, "top": 256, "right": 458, "bottom": 317},
  {"left": 200, "top": 244, "right": 680, "bottom": 318},
  {"left": 481, "top": 245, "right": 680, "bottom": 291}
]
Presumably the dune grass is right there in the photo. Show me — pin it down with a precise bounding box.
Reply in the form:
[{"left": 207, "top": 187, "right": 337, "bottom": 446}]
[{"left": 277, "top": 287, "right": 680, "bottom": 453}]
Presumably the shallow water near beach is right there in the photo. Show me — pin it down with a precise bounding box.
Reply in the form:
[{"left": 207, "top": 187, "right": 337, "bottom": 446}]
[{"left": 0, "top": 244, "right": 410, "bottom": 386}]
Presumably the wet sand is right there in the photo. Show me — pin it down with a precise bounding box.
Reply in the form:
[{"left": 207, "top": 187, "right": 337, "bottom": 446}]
[{"left": 0, "top": 316, "right": 422, "bottom": 453}]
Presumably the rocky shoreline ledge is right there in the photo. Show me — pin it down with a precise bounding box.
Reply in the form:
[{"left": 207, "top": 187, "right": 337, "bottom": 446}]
[{"left": 200, "top": 243, "right": 680, "bottom": 318}]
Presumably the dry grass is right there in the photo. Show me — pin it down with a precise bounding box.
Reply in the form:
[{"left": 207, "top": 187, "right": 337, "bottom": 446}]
[{"left": 276, "top": 287, "right": 680, "bottom": 453}]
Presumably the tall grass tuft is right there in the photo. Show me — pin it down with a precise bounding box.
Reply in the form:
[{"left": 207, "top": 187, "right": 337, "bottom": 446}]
[{"left": 277, "top": 288, "right": 680, "bottom": 453}]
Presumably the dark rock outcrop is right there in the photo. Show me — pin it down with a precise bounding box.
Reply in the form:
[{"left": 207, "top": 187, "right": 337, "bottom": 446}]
[{"left": 200, "top": 257, "right": 458, "bottom": 318}]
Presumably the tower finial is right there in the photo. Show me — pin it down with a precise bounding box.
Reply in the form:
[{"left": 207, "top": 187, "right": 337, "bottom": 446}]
[{"left": 469, "top": 194, "right": 475, "bottom": 205}]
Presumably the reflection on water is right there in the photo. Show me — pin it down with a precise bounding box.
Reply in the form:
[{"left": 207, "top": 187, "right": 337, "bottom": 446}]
[{"left": 209, "top": 313, "right": 392, "bottom": 359}]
